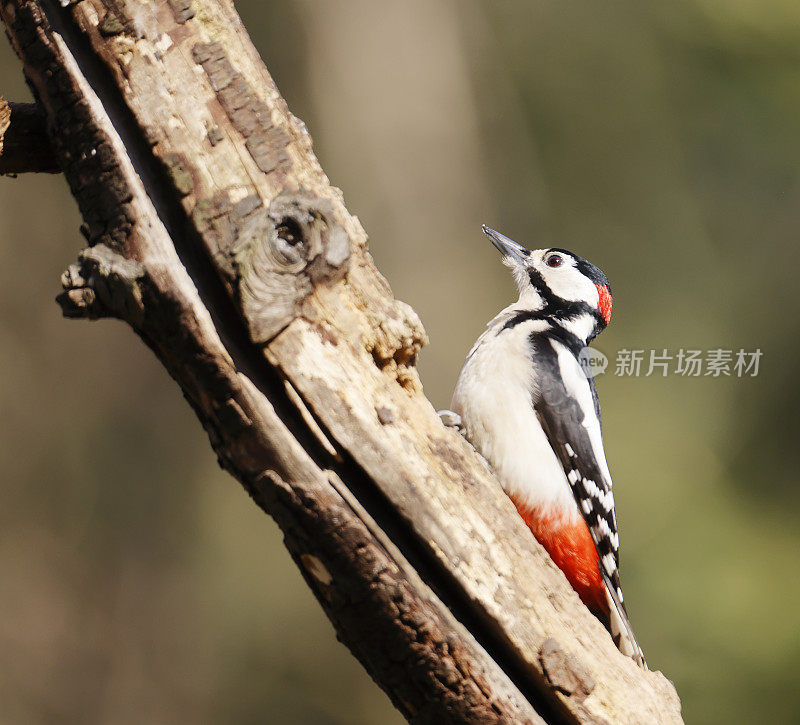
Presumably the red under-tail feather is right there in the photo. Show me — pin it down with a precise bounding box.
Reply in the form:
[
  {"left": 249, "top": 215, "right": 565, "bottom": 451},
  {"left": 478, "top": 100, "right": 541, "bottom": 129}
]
[{"left": 510, "top": 496, "right": 609, "bottom": 619}]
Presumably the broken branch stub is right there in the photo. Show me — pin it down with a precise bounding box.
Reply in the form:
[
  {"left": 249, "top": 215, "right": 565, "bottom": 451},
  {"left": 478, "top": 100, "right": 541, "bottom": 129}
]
[
  {"left": 58, "top": 244, "right": 146, "bottom": 323},
  {"left": 0, "top": 98, "right": 59, "bottom": 174}
]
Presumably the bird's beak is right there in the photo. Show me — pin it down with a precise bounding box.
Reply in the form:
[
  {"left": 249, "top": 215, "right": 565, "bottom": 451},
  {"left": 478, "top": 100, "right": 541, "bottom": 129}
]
[{"left": 482, "top": 225, "right": 529, "bottom": 264}]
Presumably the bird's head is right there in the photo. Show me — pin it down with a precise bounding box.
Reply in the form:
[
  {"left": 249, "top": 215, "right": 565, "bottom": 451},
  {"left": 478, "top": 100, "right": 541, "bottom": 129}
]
[{"left": 483, "top": 225, "right": 612, "bottom": 341}]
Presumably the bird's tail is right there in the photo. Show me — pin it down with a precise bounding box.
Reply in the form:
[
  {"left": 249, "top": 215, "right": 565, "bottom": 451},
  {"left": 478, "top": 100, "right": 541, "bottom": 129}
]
[{"left": 602, "top": 571, "right": 647, "bottom": 668}]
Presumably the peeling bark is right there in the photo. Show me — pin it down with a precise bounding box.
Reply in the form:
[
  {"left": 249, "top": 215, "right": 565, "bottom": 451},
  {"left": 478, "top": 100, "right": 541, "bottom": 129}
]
[{"left": 0, "top": 0, "right": 682, "bottom": 722}]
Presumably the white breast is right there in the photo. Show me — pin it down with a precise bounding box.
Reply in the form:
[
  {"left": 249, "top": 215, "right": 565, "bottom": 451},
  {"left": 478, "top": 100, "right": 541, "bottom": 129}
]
[{"left": 451, "top": 312, "right": 581, "bottom": 522}]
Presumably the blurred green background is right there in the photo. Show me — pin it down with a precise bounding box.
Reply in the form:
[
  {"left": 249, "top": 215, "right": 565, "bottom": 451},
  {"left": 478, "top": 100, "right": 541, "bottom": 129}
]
[{"left": 2, "top": 0, "right": 799, "bottom": 722}]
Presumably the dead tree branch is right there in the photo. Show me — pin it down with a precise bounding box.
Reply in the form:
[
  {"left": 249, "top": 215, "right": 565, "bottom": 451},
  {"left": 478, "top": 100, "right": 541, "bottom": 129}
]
[{"left": 0, "top": 0, "right": 682, "bottom": 722}]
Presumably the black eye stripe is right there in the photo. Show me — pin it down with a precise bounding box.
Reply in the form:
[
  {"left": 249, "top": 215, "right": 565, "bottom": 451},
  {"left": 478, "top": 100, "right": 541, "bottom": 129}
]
[{"left": 520, "top": 267, "right": 607, "bottom": 331}]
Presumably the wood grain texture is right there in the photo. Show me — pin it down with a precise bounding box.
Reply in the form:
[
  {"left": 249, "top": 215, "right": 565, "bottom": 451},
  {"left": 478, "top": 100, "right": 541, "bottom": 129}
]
[{"left": 0, "top": 0, "right": 682, "bottom": 722}]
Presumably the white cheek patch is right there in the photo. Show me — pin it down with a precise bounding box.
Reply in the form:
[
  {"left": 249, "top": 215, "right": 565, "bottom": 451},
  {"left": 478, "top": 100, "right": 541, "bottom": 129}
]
[
  {"left": 549, "top": 269, "right": 598, "bottom": 304},
  {"left": 532, "top": 254, "right": 599, "bottom": 305}
]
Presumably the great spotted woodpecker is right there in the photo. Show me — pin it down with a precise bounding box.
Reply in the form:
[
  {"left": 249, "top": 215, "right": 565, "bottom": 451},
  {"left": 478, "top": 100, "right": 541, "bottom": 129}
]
[{"left": 446, "top": 225, "right": 645, "bottom": 666}]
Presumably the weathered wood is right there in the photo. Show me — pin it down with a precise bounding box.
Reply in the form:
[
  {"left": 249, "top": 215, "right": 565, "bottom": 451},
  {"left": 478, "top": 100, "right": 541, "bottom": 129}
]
[
  {"left": 0, "top": 0, "right": 682, "bottom": 722},
  {"left": 2, "top": 4, "right": 541, "bottom": 721},
  {"left": 0, "top": 98, "right": 59, "bottom": 173}
]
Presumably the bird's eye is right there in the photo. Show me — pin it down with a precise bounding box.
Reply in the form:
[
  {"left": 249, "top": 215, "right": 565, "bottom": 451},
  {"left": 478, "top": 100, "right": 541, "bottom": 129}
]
[{"left": 545, "top": 253, "right": 563, "bottom": 268}]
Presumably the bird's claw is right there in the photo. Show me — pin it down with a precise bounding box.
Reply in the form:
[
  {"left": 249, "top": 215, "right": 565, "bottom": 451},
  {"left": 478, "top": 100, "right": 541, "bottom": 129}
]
[{"left": 438, "top": 409, "right": 464, "bottom": 432}]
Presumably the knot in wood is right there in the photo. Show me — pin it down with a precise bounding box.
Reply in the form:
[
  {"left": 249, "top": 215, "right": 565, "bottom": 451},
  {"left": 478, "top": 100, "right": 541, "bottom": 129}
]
[
  {"left": 232, "top": 189, "right": 350, "bottom": 342},
  {"left": 265, "top": 191, "right": 350, "bottom": 277}
]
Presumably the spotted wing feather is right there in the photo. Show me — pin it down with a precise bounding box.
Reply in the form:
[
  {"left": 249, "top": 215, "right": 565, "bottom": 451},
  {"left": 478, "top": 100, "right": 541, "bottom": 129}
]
[{"left": 530, "top": 334, "right": 646, "bottom": 666}]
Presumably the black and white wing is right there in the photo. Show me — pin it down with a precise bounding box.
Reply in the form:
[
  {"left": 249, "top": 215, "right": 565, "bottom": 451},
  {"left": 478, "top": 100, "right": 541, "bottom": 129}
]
[
  {"left": 531, "top": 335, "right": 620, "bottom": 594},
  {"left": 531, "top": 334, "right": 645, "bottom": 666}
]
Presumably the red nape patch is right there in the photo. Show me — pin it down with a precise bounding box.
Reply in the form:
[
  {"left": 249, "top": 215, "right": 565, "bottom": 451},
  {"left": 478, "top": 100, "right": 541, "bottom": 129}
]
[
  {"left": 595, "top": 284, "right": 612, "bottom": 325},
  {"left": 510, "top": 496, "right": 609, "bottom": 618}
]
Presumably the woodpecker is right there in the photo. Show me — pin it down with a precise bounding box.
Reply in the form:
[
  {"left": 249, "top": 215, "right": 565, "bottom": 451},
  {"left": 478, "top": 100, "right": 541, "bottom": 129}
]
[{"left": 448, "top": 225, "right": 645, "bottom": 666}]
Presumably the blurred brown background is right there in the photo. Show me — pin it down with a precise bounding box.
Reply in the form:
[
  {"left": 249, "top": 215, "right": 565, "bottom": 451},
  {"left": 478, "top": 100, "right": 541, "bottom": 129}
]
[{"left": 2, "top": 1, "right": 799, "bottom": 722}]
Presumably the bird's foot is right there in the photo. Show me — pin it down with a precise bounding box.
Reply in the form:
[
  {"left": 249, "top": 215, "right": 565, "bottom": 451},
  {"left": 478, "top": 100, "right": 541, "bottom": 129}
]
[{"left": 437, "top": 409, "right": 464, "bottom": 432}]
